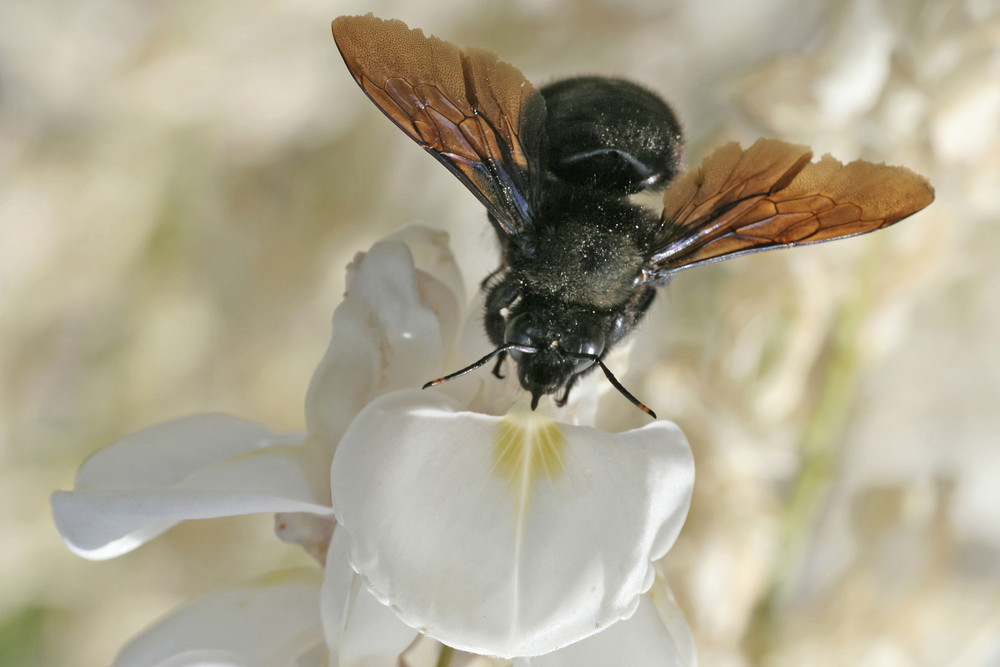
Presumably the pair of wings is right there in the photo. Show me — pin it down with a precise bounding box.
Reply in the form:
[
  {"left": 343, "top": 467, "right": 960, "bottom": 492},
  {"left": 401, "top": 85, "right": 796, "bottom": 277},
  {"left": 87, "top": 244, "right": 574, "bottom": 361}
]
[{"left": 332, "top": 14, "right": 934, "bottom": 279}]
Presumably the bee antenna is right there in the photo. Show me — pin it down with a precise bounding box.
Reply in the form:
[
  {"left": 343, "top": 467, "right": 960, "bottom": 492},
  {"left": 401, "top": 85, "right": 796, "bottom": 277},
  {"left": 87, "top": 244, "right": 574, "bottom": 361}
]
[
  {"left": 422, "top": 343, "right": 539, "bottom": 389},
  {"left": 570, "top": 352, "right": 657, "bottom": 419}
]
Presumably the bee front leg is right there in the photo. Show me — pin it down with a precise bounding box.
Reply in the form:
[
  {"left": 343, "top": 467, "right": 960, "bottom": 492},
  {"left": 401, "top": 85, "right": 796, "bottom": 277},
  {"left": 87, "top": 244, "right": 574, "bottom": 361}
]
[
  {"left": 554, "top": 376, "right": 578, "bottom": 407},
  {"left": 491, "top": 351, "right": 508, "bottom": 379},
  {"left": 480, "top": 266, "right": 505, "bottom": 291}
]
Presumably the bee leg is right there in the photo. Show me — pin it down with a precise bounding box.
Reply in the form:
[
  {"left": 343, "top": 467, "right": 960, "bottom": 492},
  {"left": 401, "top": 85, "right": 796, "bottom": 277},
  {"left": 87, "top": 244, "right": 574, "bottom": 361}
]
[
  {"left": 491, "top": 351, "right": 508, "bottom": 379},
  {"left": 480, "top": 266, "right": 504, "bottom": 290},
  {"left": 554, "top": 376, "right": 578, "bottom": 407}
]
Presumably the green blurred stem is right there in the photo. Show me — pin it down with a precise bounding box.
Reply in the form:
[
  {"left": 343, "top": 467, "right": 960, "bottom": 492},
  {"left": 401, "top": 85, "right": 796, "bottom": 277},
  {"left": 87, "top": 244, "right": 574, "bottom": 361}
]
[{"left": 746, "top": 248, "right": 879, "bottom": 658}]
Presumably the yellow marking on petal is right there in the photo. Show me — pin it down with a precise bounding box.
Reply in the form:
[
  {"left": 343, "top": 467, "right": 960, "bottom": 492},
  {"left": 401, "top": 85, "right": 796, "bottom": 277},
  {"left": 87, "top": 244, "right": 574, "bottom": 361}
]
[{"left": 493, "top": 415, "right": 567, "bottom": 488}]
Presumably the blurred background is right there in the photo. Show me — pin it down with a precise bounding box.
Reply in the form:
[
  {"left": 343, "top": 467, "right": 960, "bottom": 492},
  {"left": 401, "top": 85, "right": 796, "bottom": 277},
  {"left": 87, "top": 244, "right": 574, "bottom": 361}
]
[{"left": 1, "top": 0, "right": 997, "bottom": 664}]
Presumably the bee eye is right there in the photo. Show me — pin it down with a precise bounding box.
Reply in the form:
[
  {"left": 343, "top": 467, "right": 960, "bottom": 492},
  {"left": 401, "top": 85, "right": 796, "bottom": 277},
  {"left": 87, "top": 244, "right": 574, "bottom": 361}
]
[
  {"left": 567, "top": 330, "right": 605, "bottom": 372},
  {"left": 504, "top": 314, "right": 544, "bottom": 362},
  {"left": 573, "top": 337, "right": 604, "bottom": 358},
  {"left": 608, "top": 313, "right": 629, "bottom": 344},
  {"left": 504, "top": 314, "right": 533, "bottom": 346}
]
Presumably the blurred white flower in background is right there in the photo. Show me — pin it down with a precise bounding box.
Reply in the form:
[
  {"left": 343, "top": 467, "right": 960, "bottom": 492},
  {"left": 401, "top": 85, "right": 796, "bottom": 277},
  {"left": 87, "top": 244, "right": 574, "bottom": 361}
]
[{"left": 52, "top": 228, "right": 696, "bottom": 665}]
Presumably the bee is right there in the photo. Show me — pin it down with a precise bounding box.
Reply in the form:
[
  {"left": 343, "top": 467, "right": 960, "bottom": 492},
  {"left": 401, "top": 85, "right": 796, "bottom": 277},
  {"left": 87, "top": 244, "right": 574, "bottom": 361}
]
[{"left": 331, "top": 14, "right": 934, "bottom": 418}]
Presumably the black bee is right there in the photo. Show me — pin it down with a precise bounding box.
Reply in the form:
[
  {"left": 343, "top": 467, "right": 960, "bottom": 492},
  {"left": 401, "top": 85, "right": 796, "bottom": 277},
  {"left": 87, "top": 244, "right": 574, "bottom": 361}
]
[{"left": 332, "top": 15, "right": 934, "bottom": 418}]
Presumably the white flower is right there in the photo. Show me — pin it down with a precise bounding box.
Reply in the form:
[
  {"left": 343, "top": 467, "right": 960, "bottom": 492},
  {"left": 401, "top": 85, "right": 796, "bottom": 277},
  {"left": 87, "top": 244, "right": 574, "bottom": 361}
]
[{"left": 52, "top": 226, "right": 696, "bottom": 665}]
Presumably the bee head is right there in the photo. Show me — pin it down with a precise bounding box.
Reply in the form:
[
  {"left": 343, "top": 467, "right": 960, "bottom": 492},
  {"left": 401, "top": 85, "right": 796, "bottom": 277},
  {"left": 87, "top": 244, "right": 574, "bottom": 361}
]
[
  {"left": 504, "top": 313, "right": 606, "bottom": 406},
  {"left": 423, "top": 309, "right": 654, "bottom": 418}
]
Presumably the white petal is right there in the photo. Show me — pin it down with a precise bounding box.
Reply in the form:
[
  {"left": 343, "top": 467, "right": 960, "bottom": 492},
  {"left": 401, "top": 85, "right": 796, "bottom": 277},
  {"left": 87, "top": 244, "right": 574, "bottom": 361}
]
[
  {"left": 647, "top": 571, "right": 698, "bottom": 667},
  {"left": 384, "top": 225, "right": 466, "bottom": 312},
  {"left": 519, "top": 575, "right": 696, "bottom": 667},
  {"left": 75, "top": 414, "right": 299, "bottom": 488},
  {"left": 114, "top": 570, "right": 325, "bottom": 667},
  {"left": 320, "top": 528, "right": 418, "bottom": 667},
  {"left": 52, "top": 415, "right": 331, "bottom": 560},
  {"left": 304, "top": 235, "right": 459, "bottom": 448},
  {"left": 275, "top": 513, "right": 336, "bottom": 565},
  {"left": 330, "top": 391, "right": 694, "bottom": 658}
]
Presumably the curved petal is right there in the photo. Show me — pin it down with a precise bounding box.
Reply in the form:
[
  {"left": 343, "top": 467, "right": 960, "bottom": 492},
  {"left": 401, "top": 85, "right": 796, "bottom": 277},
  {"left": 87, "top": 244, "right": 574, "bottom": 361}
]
[
  {"left": 304, "top": 229, "right": 462, "bottom": 450},
  {"left": 519, "top": 575, "right": 696, "bottom": 667},
  {"left": 274, "top": 512, "right": 336, "bottom": 565},
  {"left": 647, "top": 569, "right": 698, "bottom": 667},
  {"left": 320, "top": 528, "right": 419, "bottom": 667},
  {"left": 330, "top": 391, "right": 695, "bottom": 658},
  {"left": 385, "top": 225, "right": 466, "bottom": 319},
  {"left": 75, "top": 414, "right": 300, "bottom": 488},
  {"left": 52, "top": 415, "right": 330, "bottom": 560},
  {"left": 389, "top": 225, "right": 465, "bottom": 297},
  {"left": 114, "top": 569, "right": 325, "bottom": 667}
]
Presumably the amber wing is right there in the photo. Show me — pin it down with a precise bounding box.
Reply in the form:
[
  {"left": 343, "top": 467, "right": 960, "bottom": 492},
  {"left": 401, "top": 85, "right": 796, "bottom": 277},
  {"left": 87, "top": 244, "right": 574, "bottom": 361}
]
[
  {"left": 332, "top": 14, "right": 546, "bottom": 241},
  {"left": 647, "top": 138, "right": 935, "bottom": 277}
]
